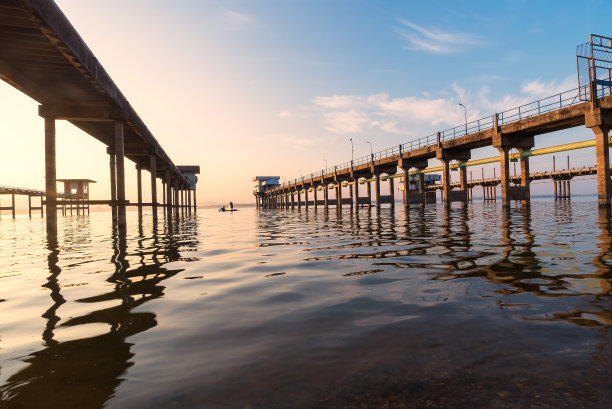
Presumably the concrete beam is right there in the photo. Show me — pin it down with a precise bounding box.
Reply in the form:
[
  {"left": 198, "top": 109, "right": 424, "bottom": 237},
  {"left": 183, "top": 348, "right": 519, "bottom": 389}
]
[{"left": 39, "top": 104, "right": 119, "bottom": 122}]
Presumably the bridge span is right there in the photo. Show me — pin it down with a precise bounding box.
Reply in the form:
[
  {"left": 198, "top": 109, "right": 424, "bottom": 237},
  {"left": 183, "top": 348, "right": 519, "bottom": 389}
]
[
  {"left": 258, "top": 35, "right": 612, "bottom": 210},
  {"left": 0, "top": 0, "right": 200, "bottom": 231}
]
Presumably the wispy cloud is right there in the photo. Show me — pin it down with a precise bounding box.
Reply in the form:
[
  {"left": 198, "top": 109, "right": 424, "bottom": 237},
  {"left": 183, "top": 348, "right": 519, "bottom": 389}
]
[
  {"left": 280, "top": 136, "right": 316, "bottom": 151},
  {"left": 396, "top": 19, "right": 482, "bottom": 54},
  {"left": 222, "top": 8, "right": 258, "bottom": 29}
]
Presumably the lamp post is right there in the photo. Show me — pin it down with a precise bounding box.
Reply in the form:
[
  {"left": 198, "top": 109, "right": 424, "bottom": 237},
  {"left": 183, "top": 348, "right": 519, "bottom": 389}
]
[
  {"left": 323, "top": 159, "right": 327, "bottom": 170},
  {"left": 366, "top": 140, "right": 373, "bottom": 156},
  {"left": 458, "top": 102, "right": 467, "bottom": 135},
  {"left": 299, "top": 169, "right": 303, "bottom": 180},
  {"left": 349, "top": 138, "right": 354, "bottom": 163}
]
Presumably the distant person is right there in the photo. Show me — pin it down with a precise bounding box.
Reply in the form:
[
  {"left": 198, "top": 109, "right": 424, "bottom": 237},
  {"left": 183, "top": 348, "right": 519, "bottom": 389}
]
[
  {"left": 219, "top": 205, "right": 226, "bottom": 212},
  {"left": 229, "top": 201, "right": 234, "bottom": 210}
]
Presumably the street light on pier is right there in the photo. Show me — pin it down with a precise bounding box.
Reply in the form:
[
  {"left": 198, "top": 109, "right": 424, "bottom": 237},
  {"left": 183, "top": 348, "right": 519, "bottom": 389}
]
[
  {"left": 298, "top": 169, "right": 303, "bottom": 180},
  {"left": 323, "top": 159, "right": 327, "bottom": 170},
  {"left": 366, "top": 140, "right": 373, "bottom": 156},
  {"left": 458, "top": 102, "right": 467, "bottom": 135},
  {"left": 349, "top": 138, "right": 354, "bottom": 163}
]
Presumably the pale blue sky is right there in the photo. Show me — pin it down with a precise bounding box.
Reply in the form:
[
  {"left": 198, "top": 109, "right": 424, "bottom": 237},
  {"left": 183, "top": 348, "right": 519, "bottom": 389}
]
[{"left": 1, "top": 0, "right": 610, "bottom": 205}]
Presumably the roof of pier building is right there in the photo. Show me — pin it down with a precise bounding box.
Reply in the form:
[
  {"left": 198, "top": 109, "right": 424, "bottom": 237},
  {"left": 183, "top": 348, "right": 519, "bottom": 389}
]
[{"left": 0, "top": 0, "right": 190, "bottom": 186}]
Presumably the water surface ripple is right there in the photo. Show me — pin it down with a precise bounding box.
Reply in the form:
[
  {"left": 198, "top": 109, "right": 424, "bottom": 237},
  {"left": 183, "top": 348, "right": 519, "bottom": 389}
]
[{"left": 1, "top": 199, "right": 611, "bottom": 408}]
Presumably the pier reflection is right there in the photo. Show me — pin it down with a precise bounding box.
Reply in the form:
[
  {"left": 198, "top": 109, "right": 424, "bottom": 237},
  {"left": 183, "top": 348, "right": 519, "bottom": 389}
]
[
  {"left": 0, "top": 213, "right": 198, "bottom": 409},
  {"left": 269, "top": 202, "right": 612, "bottom": 330},
  {"left": 546, "top": 206, "right": 612, "bottom": 327}
]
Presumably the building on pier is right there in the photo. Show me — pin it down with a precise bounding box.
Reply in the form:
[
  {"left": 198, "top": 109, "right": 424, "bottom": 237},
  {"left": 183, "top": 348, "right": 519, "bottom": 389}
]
[{"left": 253, "top": 176, "right": 280, "bottom": 208}]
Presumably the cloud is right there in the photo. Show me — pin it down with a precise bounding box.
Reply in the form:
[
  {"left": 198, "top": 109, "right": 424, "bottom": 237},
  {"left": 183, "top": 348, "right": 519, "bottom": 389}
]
[
  {"left": 280, "top": 136, "right": 316, "bottom": 151},
  {"left": 321, "top": 110, "right": 370, "bottom": 134},
  {"left": 311, "top": 77, "right": 577, "bottom": 137},
  {"left": 396, "top": 19, "right": 482, "bottom": 54},
  {"left": 222, "top": 8, "right": 257, "bottom": 28},
  {"left": 520, "top": 76, "right": 576, "bottom": 98}
]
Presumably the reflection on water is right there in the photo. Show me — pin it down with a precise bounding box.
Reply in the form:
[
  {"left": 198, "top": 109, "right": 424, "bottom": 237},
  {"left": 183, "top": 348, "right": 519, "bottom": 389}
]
[
  {"left": 0, "top": 200, "right": 612, "bottom": 408},
  {"left": 0, "top": 212, "right": 196, "bottom": 408}
]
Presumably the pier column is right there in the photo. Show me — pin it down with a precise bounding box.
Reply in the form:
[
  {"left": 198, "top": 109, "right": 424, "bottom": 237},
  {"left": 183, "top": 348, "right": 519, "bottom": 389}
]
[
  {"left": 136, "top": 163, "right": 143, "bottom": 209},
  {"left": 115, "top": 121, "right": 127, "bottom": 229},
  {"left": 375, "top": 174, "right": 381, "bottom": 206},
  {"left": 305, "top": 187, "right": 309, "bottom": 209},
  {"left": 109, "top": 152, "right": 118, "bottom": 223},
  {"left": 518, "top": 147, "right": 531, "bottom": 201},
  {"left": 367, "top": 180, "right": 372, "bottom": 207},
  {"left": 44, "top": 117, "right": 57, "bottom": 232},
  {"left": 497, "top": 146, "right": 511, "bottom": 205},
  {"left": 459, "top": 163, "right": 468, "bottom": 193},
  {"left": 441, "top": 159, "right": 451, "bottom": 205},
  {"left": 592, "top": 125, "right": 611, "bottom": 205},
  {"left": 166, "top": 170, "right": 172, "bottom": 215},
  {"left": 388, "top": 176, "right": 395, "bottom": 208},
  {"left": 336, "top": 182, "right": 342, "bottom": 208},
  {"left": 174, "top": 178, "right": 179, "bottom": 214},
  {"left": 297, "top": 189, "right": 301, "bottom": 209},
  {"left": 402, "top": 168, "right": 409, "bottom": 206},
  {"left": 193, "top": 186, "right": 197, "bottom": 212},
  {"left": 314, "top": 186, "right": 318, "bottom": 210},
  {"left": 353, "top": 180, "right": 360, "bottom": 210},
  {"left": 418, "top": 173, "right": 424, "bottom": 194},
  {"left": 324, "top": 185, "right": 328, "bottom": 209},
  {"left": 349, "top": 180, "right": 354, "bottom": 208},
  {"left": 150, "top": 155, "right": 157, "bottom": 216}
]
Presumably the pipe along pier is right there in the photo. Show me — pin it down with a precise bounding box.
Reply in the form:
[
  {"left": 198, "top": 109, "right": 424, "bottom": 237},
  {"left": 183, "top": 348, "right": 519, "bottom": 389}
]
[{"left": 0, "top": 0, "right": 200, "bottom": 230}]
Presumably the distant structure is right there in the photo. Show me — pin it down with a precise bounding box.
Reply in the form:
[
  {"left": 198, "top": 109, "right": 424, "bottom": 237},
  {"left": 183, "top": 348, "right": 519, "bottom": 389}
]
[
  {"left": 403, "top": 174, "right": 441, "bottom": 190},
  {"left": 178, "top": 166, "right": 201, "bottom": 210},
  {"left": 57, "top": 178, "right": 96, "bottom": 215},
  {"left": 253, "top": 176, "right": 280, "bottom": 208},
  {"left": 57, "top": 179, "right": 95, "bottom": 199}
]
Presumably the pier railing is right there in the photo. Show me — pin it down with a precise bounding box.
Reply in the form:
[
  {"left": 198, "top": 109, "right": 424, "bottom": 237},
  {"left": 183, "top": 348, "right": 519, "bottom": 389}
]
[{"left": 280, "top": 85, "right": 598, "bottom": 189}]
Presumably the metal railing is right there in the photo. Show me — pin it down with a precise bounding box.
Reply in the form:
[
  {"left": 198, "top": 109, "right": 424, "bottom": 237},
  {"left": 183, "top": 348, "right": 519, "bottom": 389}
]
[{"left": 279, "top": 85, "right": 596, "bottom": 189}]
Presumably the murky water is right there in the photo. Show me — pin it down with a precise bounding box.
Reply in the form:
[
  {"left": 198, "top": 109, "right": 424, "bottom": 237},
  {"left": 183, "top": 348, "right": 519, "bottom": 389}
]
[{"left": 1, "top": 199, "right": 611, "bottom": 408}]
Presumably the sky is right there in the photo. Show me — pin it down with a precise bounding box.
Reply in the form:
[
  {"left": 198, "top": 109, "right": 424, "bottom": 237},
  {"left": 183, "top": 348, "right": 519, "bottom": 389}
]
[{"left": 1, "top": 0, "right": 611, "bottom": 207}]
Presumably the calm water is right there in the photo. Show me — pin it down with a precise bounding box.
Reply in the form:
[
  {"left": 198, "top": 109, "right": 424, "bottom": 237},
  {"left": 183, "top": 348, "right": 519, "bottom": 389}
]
[{"left": 1, "top": 199, "right": 612, "bottom": 408}]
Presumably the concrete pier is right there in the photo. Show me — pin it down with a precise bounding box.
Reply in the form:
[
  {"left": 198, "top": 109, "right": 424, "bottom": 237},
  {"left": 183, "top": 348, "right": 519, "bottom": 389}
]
[
  {"left": 258, "top": 35, "right": 612, "bottom": 210},
  {"left": 1, "top": 0, "right": 198, "bottom": 230}
]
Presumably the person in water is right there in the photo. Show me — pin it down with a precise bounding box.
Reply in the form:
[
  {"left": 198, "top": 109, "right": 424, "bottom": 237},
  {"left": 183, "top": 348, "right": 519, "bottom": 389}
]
[{"left": 219, "top": 205, "right": 226, "bottom": 212}]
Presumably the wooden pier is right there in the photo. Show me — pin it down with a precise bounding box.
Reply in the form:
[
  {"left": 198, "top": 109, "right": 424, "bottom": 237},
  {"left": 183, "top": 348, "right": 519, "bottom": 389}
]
[{"left": 0, "top": 0, "right": 200, "bottom": 231}]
